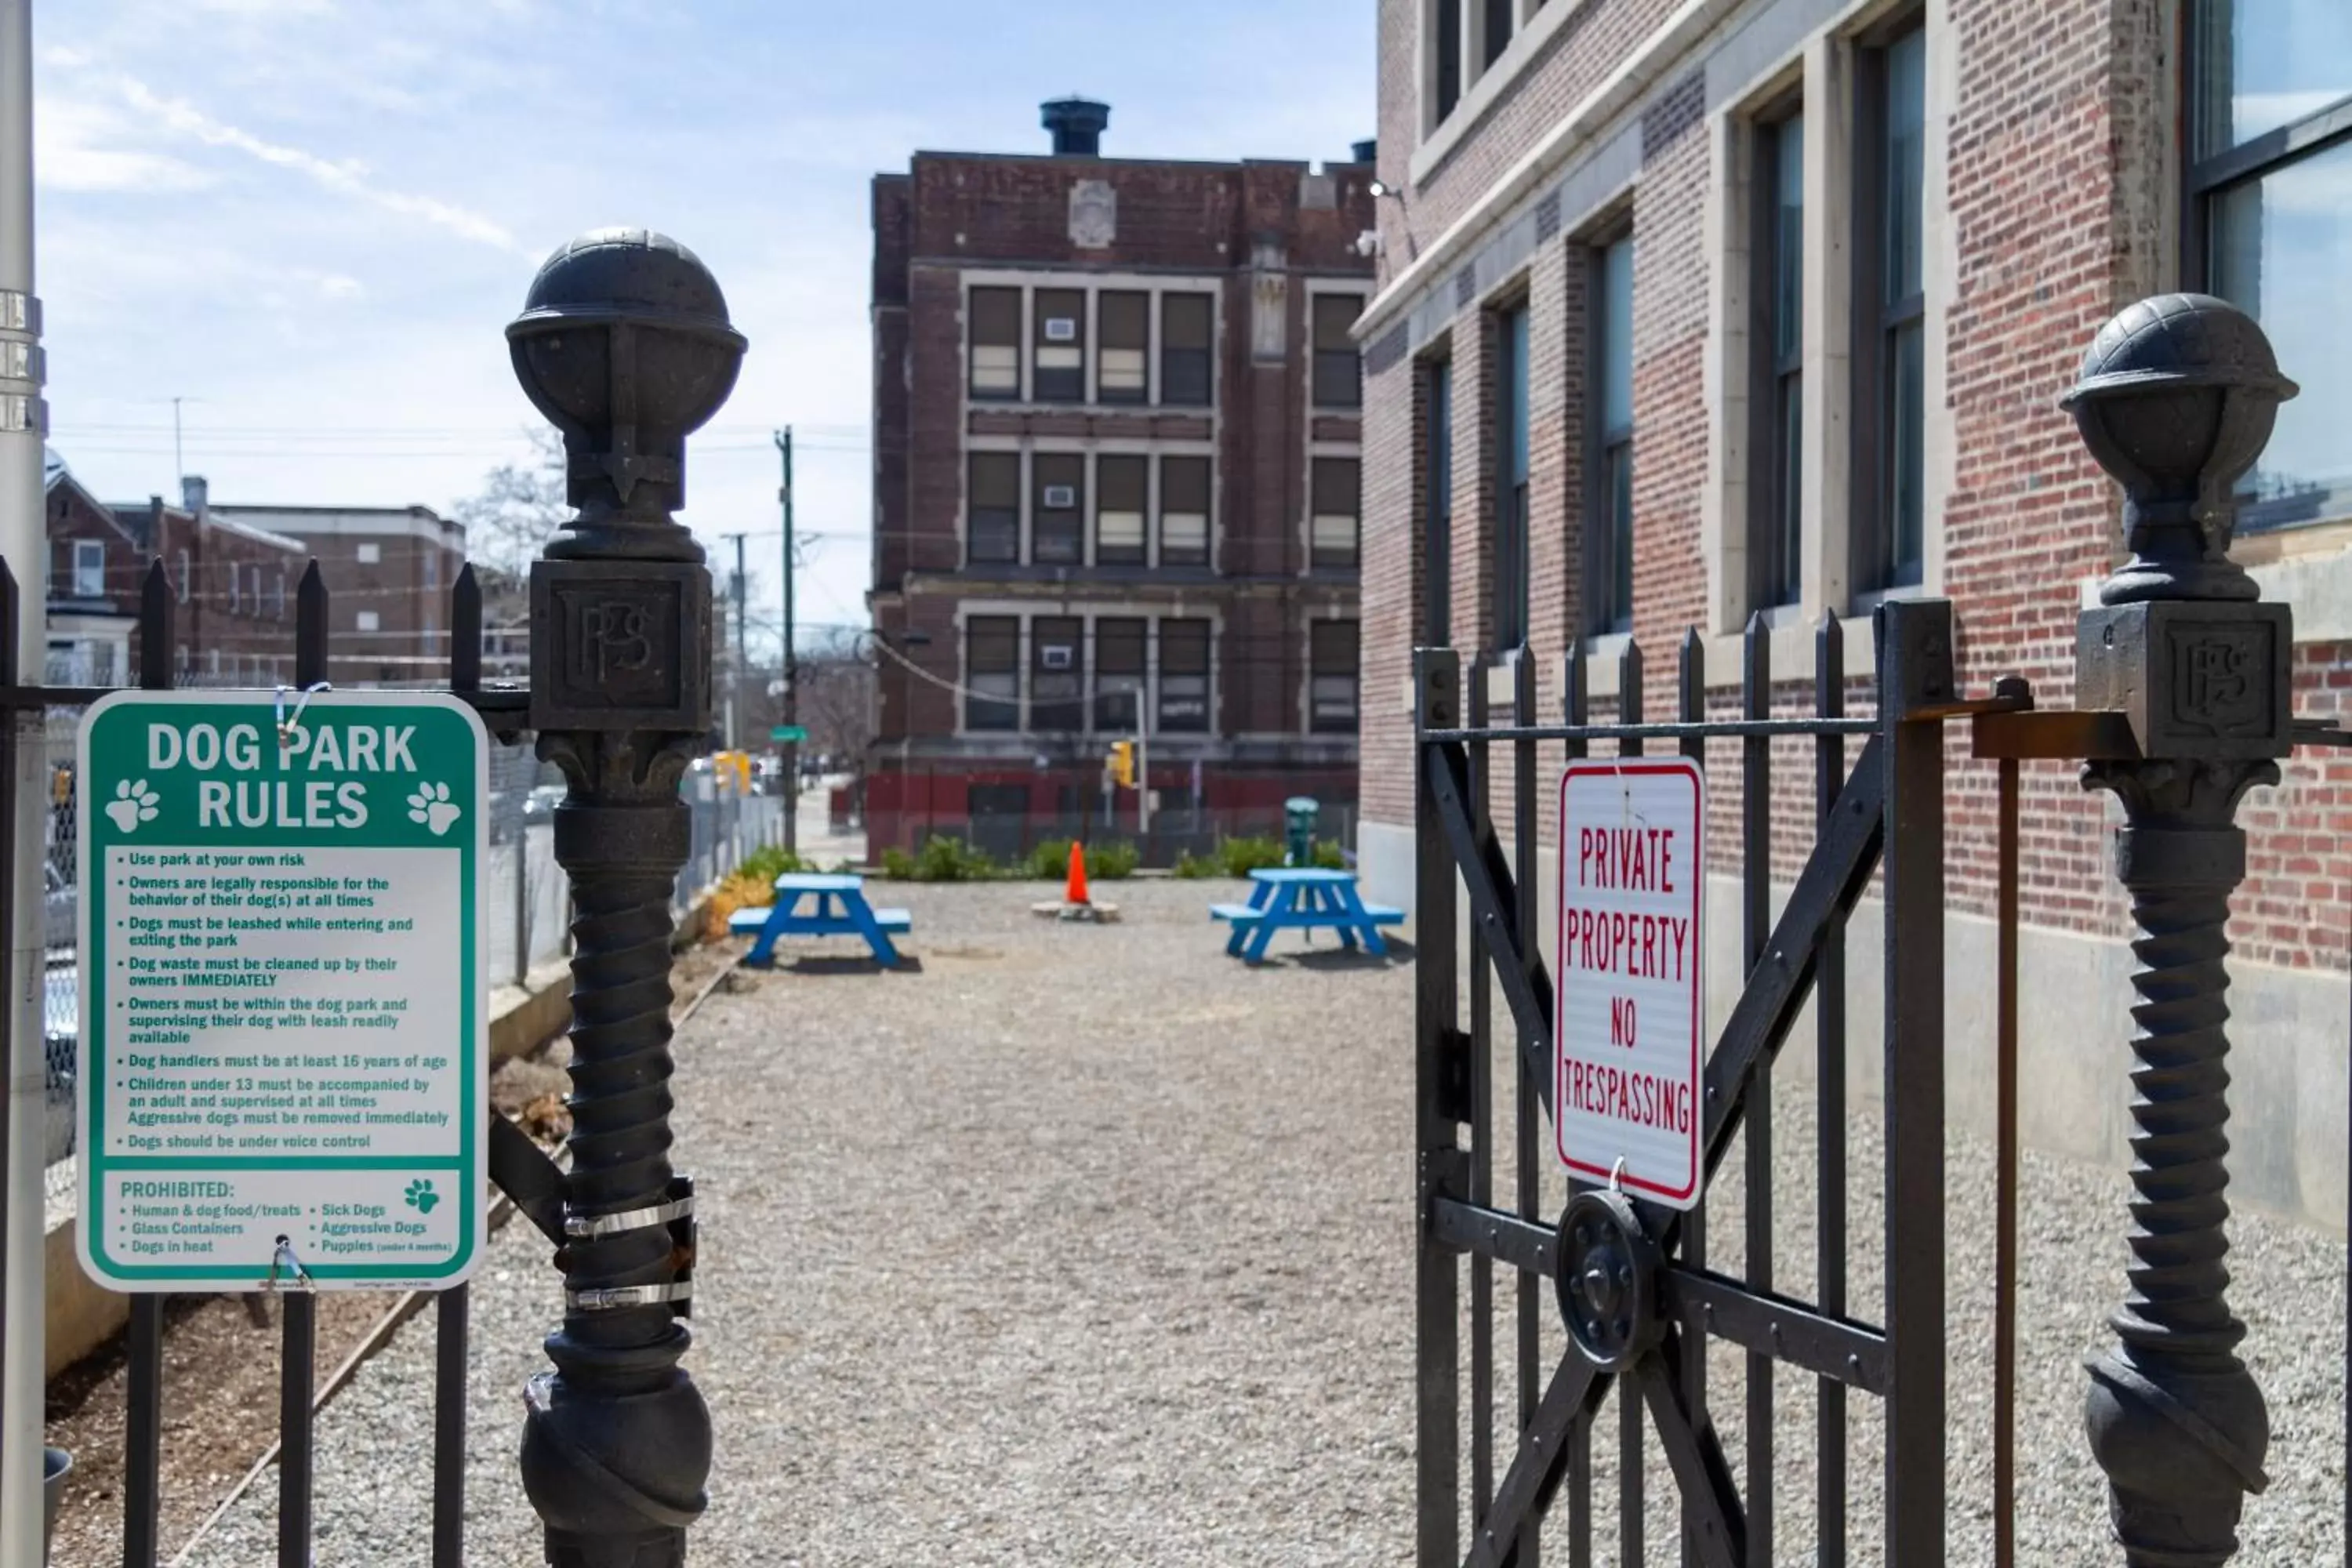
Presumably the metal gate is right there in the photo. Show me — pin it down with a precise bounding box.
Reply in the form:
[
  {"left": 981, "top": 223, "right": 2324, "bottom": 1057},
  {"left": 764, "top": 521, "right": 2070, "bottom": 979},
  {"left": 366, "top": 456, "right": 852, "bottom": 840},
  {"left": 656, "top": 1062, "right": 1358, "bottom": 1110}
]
[
  {"left": 1410, "top": 292, "right": 2331, "bottom": 1567},
  {"left": 1, "top": 227, "right": 745, "bottom": 1566}
]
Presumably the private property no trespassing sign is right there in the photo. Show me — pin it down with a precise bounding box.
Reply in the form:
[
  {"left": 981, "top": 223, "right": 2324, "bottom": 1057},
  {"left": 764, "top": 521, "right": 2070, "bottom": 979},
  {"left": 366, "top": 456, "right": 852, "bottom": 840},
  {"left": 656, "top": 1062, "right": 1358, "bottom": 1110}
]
[{"left": 1554, "top": 757, "right": 1704, "bottom": 1208}]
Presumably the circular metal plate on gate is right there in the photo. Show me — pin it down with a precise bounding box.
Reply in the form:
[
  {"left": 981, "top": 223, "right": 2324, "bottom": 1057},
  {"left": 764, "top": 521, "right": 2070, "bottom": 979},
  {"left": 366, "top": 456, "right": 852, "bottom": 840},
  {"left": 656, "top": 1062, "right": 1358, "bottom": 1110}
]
[{"left": 1552, "top": 1189, "right": 1664, "bottom": 1374}]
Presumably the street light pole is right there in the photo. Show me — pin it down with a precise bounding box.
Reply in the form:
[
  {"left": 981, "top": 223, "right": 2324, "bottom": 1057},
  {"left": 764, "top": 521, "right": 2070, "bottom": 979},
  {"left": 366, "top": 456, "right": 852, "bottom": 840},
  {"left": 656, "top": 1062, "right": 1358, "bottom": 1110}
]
[
  {"left": 0, "top": 4, "right": 45, "bottom": 1559},
  {"left": 774, "top": 427, "right": 797, "bottom": 856}
]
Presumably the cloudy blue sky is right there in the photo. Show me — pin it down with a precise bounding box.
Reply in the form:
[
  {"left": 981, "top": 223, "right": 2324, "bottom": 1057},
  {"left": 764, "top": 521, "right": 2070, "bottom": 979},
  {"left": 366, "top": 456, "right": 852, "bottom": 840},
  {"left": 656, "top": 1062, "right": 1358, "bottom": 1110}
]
[{"left": 34, "top": 0, "right": 1374, "bottom": 654}]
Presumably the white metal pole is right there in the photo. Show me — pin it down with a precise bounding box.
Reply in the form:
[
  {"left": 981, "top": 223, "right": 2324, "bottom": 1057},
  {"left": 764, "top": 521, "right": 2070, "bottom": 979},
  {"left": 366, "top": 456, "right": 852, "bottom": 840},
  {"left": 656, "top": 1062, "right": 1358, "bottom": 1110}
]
[{"left": 0, "top": 0, "right": 43, "bottom": 1557}]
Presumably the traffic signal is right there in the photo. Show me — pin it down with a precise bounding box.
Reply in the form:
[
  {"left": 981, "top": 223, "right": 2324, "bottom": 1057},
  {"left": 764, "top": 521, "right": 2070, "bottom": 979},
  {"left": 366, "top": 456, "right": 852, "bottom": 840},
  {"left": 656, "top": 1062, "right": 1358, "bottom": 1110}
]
[{"left": 1107, "top": 740, "right": 1134, "bottom": 789}]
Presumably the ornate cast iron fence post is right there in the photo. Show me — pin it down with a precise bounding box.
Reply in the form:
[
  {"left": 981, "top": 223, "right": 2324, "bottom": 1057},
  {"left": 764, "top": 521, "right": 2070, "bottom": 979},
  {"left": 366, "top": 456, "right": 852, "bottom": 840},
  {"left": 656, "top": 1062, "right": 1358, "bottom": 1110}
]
[
  {"left": 509, "top": 229, "right": 745, "bottom": 1567},
  {"left": 2063, "top": 294, "right": 2294, "bottom": 1566}
]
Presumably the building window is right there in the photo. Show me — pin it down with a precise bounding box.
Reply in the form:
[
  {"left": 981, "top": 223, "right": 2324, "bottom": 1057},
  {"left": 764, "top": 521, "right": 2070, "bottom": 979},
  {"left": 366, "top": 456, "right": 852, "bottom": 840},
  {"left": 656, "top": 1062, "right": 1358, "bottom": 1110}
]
[
  {"left": 1160, "top": 293, "right": 1214, "bottom": 407},
  {"left": 1031, "top": 615, "right": 1084, "bottom": 732},
  {"left": 249, "top": 566, "right": 263, "bottom": 612},
  {"left": 1312, "top": 295, "right": 1365, "bottom": 408},
  {"left": 1099, "top": 292, "right": 1149, "bottom": 403},
  {"left": 1425, "top": 360, "right": 1454, "bottom": 644},
  {"left": 1033, "top": 289, "right": 1087, "bottom": 402},
  {"left": 966, "top": 616, "right": 1020, "bottom": 731},
  {"left": 1160, "top": 456, "right": 1210, "bottom": 566},
  {"left": 1309, "top": 619, "right": 1359, "bottom": 735},
  {"left": 274, "top": 570, "right": 287, "bottom": 619},
  {"left": 357, "top": 542, "right": 382, "bottom": 565},
  {"left": 175, "top": 548, "right": 190, "bottom": 604},
  {"left": 968, "top": 452, "right": 1022, "bottom": 564},
  {"left": 356, "top": 609, "right": 381, "bottom": 633},
  {"left": 1751, "top": 107, "right": 1805, "bottom": 612},
  {"left": 1311, "top": 458, "right": 1361, "bottom": 569},
  {"left": 206, "top": 648, "right": 220, "bottom": 677},
  {"left": 174, "top": 643, "right": 187, "bottom": 673},
  {"left": 1096, "top": 616, "right": 1146, "bottom": 732},
  {"left": 1495, "top": 303, "right": 1530, "bottom": 646},
  {"left": 1587, "top": 234, "right": 1635, "bottom": 634},
  {"left": 1434, "top": 0, "right": 1463, "bottom": 124},
  {"left": 72, "top": 540, "right": 103, "bottom": 598},
  {"left": 1482, "top": 0, "right": 1513, "bottom": 69},
  {"left": 969, "top": 286, "right": 1023, "bottom": 401},
  {"left": 2190, "top": 2, "right": 2352, "bottom": 529},
  {"left": 1159, "top": 619, "right": 1210, "bottom": 732},
  {"left": 1033, "top": 453, "right": 1085, "bottom": 564},
  {"left": 1853, "top": 20, "right": 1926, "bottom": 594},
  {"left": 228, "top": 560, "right": 241, "bottom": 612},
  {"left": 1097, "top": 456, "right": 1148, "bottom": 564}
]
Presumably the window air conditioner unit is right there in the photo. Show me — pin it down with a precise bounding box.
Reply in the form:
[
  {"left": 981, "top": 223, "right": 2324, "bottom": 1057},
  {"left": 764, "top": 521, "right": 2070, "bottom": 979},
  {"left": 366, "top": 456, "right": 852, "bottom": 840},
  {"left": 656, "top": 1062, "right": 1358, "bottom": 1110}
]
[
  {"left": 1043, "top": 485, "right": 1076, "bottom": 509},
  {"left": 1044, "top": 318, "right": 1078, "bottom": 342},
  {"left": 1041, "top": 645, "right": 1074, "bottom": 670}
]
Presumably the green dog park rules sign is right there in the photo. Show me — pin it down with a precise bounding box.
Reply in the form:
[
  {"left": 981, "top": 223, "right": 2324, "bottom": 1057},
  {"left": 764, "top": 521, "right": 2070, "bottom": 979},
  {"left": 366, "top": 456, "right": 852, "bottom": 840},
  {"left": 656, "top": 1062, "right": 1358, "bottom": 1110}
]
[{"left": 74, "top": 691, "right": 489, "bottom": 1292}]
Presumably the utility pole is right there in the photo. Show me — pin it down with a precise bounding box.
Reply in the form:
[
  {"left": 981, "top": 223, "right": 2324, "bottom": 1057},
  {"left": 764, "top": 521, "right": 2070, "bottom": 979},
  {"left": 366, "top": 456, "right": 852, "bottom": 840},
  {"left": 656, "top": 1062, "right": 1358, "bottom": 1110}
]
[
  {"left": 721, "top": 532, "right": 748, "bottom": 751},
  {"left": 0, "top": 2, "right": 43, "bottom": 1555},
  {"left": 775, "top": 427, "right": 797, "bottom": 855}
]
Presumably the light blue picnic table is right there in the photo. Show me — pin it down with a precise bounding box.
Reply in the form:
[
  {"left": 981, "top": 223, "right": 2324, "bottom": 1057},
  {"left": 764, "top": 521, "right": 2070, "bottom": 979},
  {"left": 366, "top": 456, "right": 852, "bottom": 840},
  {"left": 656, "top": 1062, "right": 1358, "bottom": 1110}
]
[
  {"left": 1208, "top": 867, "right": 1404, "bottom": 964},
  {"left": 728, "top": 872, "right": 912, "bottom": 967}
]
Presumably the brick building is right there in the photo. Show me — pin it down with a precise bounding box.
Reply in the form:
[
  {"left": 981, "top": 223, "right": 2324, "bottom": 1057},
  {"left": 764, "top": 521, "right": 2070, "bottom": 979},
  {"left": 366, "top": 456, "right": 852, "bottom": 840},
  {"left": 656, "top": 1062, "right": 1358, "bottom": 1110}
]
[
  {"left": 207, "top": 502, "right": 466, "bottom": 687},
  {"left": 44, "top": 452, "right": 143, "bottom": 685},
  {"left": 1355, "top": 0, "right": 2352, "bottom": 1225},
  {"left": 865, "top": 97, "right": 1378, "bottom": 862},
  {"left": 98, "top": 475, "right": 309, "bottom": 684}
]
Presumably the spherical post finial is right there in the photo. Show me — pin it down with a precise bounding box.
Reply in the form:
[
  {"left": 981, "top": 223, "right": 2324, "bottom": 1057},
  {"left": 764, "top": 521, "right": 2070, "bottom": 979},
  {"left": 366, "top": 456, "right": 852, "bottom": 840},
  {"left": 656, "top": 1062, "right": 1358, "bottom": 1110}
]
[
  {"left": 506, "top": 228, "right": 747, "bottom": 561},
  {"left": 2060, "top": 293, "right": 2296, "bottom": 606}
]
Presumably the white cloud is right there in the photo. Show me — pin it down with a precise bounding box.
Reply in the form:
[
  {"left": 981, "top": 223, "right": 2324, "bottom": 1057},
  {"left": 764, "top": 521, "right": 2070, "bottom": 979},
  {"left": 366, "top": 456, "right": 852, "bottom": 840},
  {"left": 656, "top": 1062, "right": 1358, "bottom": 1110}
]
[
  {"left": 38, "top": 96, "right": 213, "bottom": 193},
  {"left": 108, "top": 73, "right": 526, "bottom": 252}
]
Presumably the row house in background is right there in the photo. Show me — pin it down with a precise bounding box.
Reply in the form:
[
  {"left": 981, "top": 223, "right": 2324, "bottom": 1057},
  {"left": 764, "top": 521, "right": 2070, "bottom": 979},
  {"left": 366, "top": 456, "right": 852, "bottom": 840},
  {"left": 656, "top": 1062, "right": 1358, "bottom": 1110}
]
[
  {"left": 1354, "top": 0, "right": 2352, "bottom": 1227},
  {"left": 866, "top": 96, "right": 1377, "bottom": 862}
]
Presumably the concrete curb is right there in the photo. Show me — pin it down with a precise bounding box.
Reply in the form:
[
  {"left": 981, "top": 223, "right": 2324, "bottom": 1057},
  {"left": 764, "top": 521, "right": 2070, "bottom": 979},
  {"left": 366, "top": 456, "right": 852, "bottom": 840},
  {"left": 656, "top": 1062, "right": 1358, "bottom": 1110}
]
[{"left": 42, "top": 959, "right": 578, "bottom": 1379}]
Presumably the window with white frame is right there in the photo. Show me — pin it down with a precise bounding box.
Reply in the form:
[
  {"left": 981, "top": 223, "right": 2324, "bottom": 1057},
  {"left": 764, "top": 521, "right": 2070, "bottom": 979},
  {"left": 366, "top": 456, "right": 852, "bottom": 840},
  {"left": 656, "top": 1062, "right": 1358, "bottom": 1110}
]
[
  {"left": 1031, "top": 615, "right": 1085, "bottom": 731},
  {"left": 176, "top": 548, "right": 190, "bottom": 604},
  {"left": 1160, "top": 292, "right": 1214, "bottom": 407},
  {"left": 970, "top": 287, "right": 1023, "bottom": 400},
  {"left": 1095, "top": 616, "right": 1145, "bottom": 731},
  {"left": 1424, "top": 0, "right": 1554, "bottom": 136},
  {"left": 1033, "top": 453, "right": 1085, "bottom": 564},
  {"left": 1311, "top": 457, "right": 1361, "bottom": 570},
  {"left": 72, "top": 539, "right": 103, "bottom": 597},
  {"left": 274, "top": 570, "right": 287, "bottom": 619},
  {"left": 969, "top": 452, "right": 1022, "bottom": 564},
  {"left": 1033, "top": 289, "right": 1087, "bottom": 402},
  {"left": 2190, "top": 0, "right": 2352, "bottom": 530},
  {"left": 1750, "top": 103, "right": 1806, "bottom": 612},
  {"left": 357, "top": 542, "right": 382, "bottom": 565},
  {"left": 966, "top": 616, "right": 1021, "bottom": 730},
  {"left": 1586, "top": 233, "right": 1635, "bottom": 635},
  {"left": 356, "top": 609, "right": 381, "bottom": 633},
  {"left": 228, "top": 559, "right": 241, "bottom": 612},
  {"left": 1159, "top": 456, "right": 1211, "bottom": 566},
  {"left": 1309, "top": 619, "right": 1359, "bottom": 734},
  {"left": 1097, "top": 456, "right": 1148, "bottom": 564},
  {"left": 1853, "top": 17, "right": 1927, "bottom": 596},
  {"left": 1098, "top": 292, "right": 1149, "bottom": 403},
  {"left": 1312, "top": 294, "right": 1366, "bottom": 408},
  {"left": 1158, "top": 619, "right": 1210, "bottom": 732}
]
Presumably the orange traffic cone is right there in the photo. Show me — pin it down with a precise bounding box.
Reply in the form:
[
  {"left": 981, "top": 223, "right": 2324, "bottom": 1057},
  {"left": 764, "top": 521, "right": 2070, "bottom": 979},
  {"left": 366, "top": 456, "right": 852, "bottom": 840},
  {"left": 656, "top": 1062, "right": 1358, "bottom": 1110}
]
[{"left": 1065, "top": 841, "right": 1091, "bottom": 906}]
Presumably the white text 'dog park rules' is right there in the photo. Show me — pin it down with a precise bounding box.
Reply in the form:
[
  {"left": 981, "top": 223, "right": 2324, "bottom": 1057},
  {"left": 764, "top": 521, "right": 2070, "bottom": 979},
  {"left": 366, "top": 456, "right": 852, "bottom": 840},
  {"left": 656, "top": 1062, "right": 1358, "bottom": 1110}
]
[{"left": 1553, "top": 757, "right": 1704, "bottom": 1207}]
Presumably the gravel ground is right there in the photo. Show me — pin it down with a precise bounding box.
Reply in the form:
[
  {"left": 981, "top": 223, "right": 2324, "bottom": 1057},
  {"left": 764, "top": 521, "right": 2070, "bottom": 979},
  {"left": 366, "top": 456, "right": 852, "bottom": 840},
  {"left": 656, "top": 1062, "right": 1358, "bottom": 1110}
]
[{"left": 165, "top": 878, "right": 2343, "bottom": 1566}]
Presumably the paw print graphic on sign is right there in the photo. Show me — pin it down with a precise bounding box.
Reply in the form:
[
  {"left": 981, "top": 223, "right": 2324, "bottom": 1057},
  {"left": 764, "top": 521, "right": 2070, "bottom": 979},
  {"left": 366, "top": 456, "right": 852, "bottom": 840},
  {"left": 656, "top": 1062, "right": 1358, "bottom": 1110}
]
[
  {"left": 405, "top": 781, "right": 460, "bottom": 837},
  {"left": 403, "top": 1178, "right": 440, "bottom": 1214},
  {"left": 106, "top": 779, "right": 160, "bottom": 834}
]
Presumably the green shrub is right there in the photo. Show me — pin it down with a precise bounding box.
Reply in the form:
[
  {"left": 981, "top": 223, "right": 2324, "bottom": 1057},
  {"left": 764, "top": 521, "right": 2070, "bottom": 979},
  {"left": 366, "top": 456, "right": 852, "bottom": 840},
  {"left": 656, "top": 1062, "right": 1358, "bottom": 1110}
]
[
  {"left": 879, "top": 846, "right": 916, "bottom": 880},
  {"left": 735, "top": 844, "right": 808, "bottom": 885},
  {"left": 911, "top": 834, "right": 997, "bottom": 882},
  {"left": 1086, "top": 842, "right": 1139, "bottom": 880},
  {"left": 1172, "top": 849, "right": 1220, "bottom": 879},
  {"left": 1311, "top": 839, "right": 1348, "bottom": 870},
  {"left": 1217, "top": 835, "right": 1286, "bottom": 878},
  {"left": 1024, "top": 837, "right": 1076, "bottom": 881}
]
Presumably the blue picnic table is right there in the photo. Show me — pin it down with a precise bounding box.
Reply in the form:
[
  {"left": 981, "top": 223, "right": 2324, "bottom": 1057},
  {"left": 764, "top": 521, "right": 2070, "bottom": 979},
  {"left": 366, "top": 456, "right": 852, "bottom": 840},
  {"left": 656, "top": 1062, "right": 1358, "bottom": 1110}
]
[
  {"left": 1209, "top": 867, "right": 1404, "bottom": 964},
  {"left": 728, "top": 873, "right": 912, "bottom": 967}
]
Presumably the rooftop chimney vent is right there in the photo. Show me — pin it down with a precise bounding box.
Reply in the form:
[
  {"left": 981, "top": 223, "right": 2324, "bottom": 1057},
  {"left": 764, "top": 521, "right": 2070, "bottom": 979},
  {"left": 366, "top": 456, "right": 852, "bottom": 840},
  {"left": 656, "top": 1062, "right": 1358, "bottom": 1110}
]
[{"left": 1042, "top": 96, "right": 1110, "bottom": 157}]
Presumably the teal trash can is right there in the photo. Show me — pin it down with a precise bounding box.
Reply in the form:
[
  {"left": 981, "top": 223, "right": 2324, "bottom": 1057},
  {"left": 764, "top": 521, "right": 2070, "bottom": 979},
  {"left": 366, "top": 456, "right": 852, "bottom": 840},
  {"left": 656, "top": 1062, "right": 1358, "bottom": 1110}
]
[
  {"left": 1284, "top": 797, "right": 1319, "bottom": 867},
  {"left": 45, "top": 1447, "right": 71, "bottom": 1562}
]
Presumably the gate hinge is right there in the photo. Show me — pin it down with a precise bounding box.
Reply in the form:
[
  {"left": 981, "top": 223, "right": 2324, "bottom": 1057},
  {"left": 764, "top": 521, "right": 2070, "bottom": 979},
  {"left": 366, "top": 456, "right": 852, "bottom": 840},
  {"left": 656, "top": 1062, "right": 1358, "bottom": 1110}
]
[{"left": 1436, "top": 1027, "right": 1474, "bottom": 1125}]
